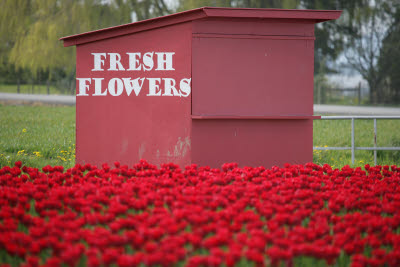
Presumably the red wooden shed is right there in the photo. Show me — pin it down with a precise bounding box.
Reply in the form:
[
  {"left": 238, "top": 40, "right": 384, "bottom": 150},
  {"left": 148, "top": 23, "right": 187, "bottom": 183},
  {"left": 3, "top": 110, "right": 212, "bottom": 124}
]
[{"left": 61, "top": 7, "right": 341, "bottom": 168}]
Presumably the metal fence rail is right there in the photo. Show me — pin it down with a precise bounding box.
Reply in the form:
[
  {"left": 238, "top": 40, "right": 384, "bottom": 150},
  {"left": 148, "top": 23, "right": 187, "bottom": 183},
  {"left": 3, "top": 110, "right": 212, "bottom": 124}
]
[{"left": 313, "top": 116, "right": 400, "bottom": 165}]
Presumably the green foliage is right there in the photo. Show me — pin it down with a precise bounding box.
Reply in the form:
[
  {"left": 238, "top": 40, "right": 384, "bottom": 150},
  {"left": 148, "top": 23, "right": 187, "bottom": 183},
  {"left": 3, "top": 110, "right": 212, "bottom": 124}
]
[
  {"left": 177, "top": 0, "right": 298, "bottom": 11},
  {"left": 337, "top": 0, "right": 399, "bottom": 104},
  {"left": 8, "top": 0, "right": 131, "bottom": 77},
  {"left": 125, "top": 0, "right": 172, "bottom": 21},
  {"left": 0, "top": 0, "right": 32, "bottom": 59},
  {"left": 378, "top": 5, "right": 400, "bottom": 104},
  {"left": 314, "top": 57, "right": 332, "bottom": 104},
  {"left": 0, "top": 0, "right": 33, "bottom": 83}
]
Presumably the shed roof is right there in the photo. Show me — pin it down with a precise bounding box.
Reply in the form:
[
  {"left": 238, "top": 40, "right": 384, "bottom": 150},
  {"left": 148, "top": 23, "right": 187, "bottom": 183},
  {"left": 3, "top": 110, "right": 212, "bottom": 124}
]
[{"left": 60, "top": 7, "right": 341, "bottom": 47}]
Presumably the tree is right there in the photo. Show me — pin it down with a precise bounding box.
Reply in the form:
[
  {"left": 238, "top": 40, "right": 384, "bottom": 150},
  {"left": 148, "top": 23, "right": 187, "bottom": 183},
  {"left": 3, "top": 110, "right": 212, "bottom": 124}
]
[
  {"left": 177, "top": 0, "right": 297, "bottom": 11},
  {"left": 9, "top": 1, "right": 126, "bottom": 76},
  {"left": 0, "top": 0, "right": 33, "bottom": 60},
  {"left": 0, "top": 0, "right": 33, "bottom": 86},
  {"left": 125, "top": 0, "right": 172, "bottom": 21},
  {"left": 4, "top": 0, "right": 131, "bottom": 93},
  {"left": 300, "top": 0, "right": 367, "bottom": 74},
  {"left": 378, "top": 4, "right": 400, "bottom": 104},
  {"left": 342, "top": 0, "right": 396, "bottom": 104}
]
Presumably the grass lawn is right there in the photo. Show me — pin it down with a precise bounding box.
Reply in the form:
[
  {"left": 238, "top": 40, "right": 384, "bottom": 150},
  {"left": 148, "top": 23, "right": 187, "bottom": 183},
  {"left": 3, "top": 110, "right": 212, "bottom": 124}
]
[
  {"left": 0, "top": 104, "right": 75, "bottom": 168},
  {"left": 0, "top": 104, "right": 399, "bottom": 169},
  {"left": 313, "top": 119, "right": 400, "bottom": 168},
  {"left": 0, "top": 83, "right": 71, "bottom": 95}
]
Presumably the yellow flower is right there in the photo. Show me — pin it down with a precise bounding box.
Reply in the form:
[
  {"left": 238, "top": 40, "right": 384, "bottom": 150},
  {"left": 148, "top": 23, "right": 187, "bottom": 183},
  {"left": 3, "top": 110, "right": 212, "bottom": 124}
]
[
  {"left": 33, "top": 151, "right": 42, "bottom": 157},
  {"left": 22, "top": 128, "right": 27, "bottom": 133},
  {"left": 57, "top": 156, "right": 67, "bottom": 162},
  {"left": 17, "top": 150, "right": 25, "bottom": 155}
]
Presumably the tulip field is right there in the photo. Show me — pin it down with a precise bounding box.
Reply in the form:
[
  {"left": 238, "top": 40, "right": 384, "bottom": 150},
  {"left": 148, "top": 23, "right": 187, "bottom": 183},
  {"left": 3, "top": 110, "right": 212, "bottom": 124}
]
[
  {"left": 1, "top": 160, "right": 400, "bottom": 267},
  {"left": 1, "top": 105, "right": 400, "bottom": 266}
]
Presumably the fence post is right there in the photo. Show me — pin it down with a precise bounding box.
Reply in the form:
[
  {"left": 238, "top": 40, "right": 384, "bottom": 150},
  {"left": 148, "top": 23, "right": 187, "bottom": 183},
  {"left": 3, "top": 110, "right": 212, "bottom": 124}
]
[
  {"left": 374, "top": 119, "right": 377, "bottom": 165},
  {"left": 351, "top": 118, "right": 355, "bottom": 164}
]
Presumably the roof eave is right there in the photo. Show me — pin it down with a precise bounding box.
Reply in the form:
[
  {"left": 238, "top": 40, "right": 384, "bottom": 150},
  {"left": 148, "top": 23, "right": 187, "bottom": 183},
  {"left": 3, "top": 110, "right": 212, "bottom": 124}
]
[
  {"left": 60, "top": 7, "right": 208, "bottom": 47},
  {"left": 60, "top": 7, "right": 342, "bottom": 47},
  {"left": 203, "top": 7, "right": 341, "bottom": 22}
]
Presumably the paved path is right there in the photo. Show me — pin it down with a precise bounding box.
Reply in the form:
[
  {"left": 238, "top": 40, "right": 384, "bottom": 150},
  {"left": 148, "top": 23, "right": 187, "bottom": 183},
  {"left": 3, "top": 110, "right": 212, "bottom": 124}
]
[
  {"left": 314, "top": 104, "right": 400, "bottom": 115},
  {"left": 0, "top": 92, "right": 75, "bottom": 106},
  {"left": 1, "top": 93, "right": 400, "bottom": 115}
]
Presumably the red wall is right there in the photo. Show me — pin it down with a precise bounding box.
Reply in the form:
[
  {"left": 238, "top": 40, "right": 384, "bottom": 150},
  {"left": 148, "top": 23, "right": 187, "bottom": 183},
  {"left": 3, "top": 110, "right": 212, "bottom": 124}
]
[
  {"left": 191, "top": 18, "right": 315, "bottom": 168},
  {"left": 76, "top": 22, "right": 192, "bottom": 167},
  {"left": 192, "top": 119, "right": 313, "bottom": 167}
]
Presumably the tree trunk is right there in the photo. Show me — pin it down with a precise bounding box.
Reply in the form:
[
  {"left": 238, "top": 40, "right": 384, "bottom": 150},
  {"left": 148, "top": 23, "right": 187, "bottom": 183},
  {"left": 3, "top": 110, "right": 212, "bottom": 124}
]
[
  {"left": 47, "top": 79, "right": 50, "bottom": 95},
  {"left": 368, "top": 85, "right": 373, "bottom": 104},
  {"left": 17, "top": 78, "right": 20, "bottom": 94},
  {"left": 376, "top": 84, "right": 383, "bottom": 104},
  {"left": 70, "top": 80, "right": 74, "bottom": 95},
  {"left": 371, "top": 77, "right": 383, "bottom": 105}
]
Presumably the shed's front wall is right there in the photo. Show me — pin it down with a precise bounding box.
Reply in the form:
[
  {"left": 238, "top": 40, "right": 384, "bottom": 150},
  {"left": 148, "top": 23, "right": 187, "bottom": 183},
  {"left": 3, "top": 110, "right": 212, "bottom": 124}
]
[{"left": 76, "top": 22, "right": 192, "bottom": 167}]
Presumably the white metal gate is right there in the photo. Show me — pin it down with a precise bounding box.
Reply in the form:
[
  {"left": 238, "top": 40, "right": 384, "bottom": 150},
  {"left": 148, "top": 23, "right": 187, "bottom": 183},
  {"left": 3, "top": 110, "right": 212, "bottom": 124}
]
[{"left": 313, "top": 116, "right": 400, "bottom": 165}]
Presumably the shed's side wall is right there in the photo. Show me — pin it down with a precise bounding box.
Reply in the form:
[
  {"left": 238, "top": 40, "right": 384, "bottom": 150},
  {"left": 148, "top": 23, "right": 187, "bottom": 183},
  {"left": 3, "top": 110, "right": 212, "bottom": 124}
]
[
  {"left": 76, "top": 22, "right": 192, "bottom": 167},
  {"left": 191, "top": 18, "right": 315, "bottom": 167}
]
